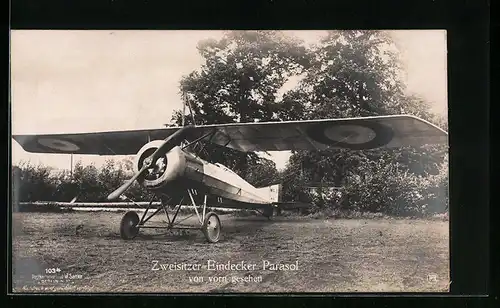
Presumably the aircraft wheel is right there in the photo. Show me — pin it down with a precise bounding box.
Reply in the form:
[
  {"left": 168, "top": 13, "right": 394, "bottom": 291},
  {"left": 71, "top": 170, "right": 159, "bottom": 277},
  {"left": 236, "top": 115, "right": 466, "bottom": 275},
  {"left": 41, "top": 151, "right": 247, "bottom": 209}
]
[
  {"left": 120, "top": 211, "right": 140, "bottom": 240},
  {"left": 202, "top": 212, "right": 221, "bottom": 243}
]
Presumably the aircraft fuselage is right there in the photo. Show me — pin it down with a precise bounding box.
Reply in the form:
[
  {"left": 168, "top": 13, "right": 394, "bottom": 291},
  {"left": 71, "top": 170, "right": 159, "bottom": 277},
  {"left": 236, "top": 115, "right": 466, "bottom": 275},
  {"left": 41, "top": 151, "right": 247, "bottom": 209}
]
[{"left": 134, "top": 142, "right": 279, "bottom": 210}]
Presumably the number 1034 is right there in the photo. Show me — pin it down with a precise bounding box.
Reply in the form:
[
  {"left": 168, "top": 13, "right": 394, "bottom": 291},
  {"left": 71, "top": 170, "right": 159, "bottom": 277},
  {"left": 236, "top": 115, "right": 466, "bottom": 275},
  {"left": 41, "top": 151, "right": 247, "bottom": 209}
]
[{"left": 45, "top": 268, "right": 61, "bottom": 274}]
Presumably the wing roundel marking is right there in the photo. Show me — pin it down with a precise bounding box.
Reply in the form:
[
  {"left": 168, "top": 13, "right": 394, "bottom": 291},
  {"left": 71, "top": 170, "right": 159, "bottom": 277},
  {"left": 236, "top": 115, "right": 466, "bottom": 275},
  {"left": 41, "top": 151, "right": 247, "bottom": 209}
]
[
  {"left": 307, "top": 120, "right": 394, "bottom": 149},
  {"left": 37, "top": 138, "right": 81, "bottom": 152}
]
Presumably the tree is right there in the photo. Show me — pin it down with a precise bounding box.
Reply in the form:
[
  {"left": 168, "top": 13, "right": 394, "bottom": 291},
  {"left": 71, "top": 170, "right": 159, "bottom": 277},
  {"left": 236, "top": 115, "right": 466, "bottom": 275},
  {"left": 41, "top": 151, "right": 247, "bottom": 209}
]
[
  {"left": 275, "top": 30, "right": 444, "bottom": 120},
  {"left": 97, "top": 160, "right": 126, "bottom": 198},
  {"left": 173, "top": 31, "right": 310, "bottom": 125},
  {"left": 243, "top": 158, "right": 280, "bottom": 188},
  {"left": 171, "top": 30, "right": 310, "bottom": 180},
  {"left": 11, "top": 161, "right": 57, "bottom": 202},
  {"left": 72, "top": 161, "right": 102, "bottom": 201},
  {"left": 279, "top": 31, "right": 447, "bottom": 213}
]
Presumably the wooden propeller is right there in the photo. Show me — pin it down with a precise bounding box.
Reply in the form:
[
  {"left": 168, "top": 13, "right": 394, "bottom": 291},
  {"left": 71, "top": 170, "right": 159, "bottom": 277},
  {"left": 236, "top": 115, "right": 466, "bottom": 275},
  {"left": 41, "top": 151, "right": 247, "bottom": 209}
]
[{"left": 107, "top": 125, "right": 195, "bottom": 201}]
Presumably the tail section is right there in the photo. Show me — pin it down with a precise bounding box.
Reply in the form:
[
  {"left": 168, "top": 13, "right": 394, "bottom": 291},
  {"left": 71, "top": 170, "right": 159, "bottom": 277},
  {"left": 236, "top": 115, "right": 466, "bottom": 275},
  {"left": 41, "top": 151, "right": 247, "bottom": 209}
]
[{"left": 256, "top": 183, "right": 282, "bottom": 203}]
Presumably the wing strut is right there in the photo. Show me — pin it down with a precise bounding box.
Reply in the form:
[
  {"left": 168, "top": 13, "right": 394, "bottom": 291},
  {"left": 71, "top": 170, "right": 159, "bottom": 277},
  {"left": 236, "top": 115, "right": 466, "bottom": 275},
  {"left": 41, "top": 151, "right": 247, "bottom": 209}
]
[{"left": 184, "top": 93, "right": 197, "bottom": 126}]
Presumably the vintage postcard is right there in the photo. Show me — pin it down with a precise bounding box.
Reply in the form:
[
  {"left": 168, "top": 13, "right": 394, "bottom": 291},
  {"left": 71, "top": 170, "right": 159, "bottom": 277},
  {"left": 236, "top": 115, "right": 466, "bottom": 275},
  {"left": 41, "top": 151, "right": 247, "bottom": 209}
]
[{"left": 11, "top": 30, "right": 449, "bottom": 293}]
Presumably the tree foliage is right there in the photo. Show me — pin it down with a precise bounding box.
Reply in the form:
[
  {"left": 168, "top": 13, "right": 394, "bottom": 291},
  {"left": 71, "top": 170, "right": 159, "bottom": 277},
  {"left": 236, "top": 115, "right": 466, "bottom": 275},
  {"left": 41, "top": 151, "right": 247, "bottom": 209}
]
[
  {"left": 171, "top": 30, "right": 309, "bottom": 181},
  {"left": 278, "top": 31, "right": 399, "bottom": 120},
  {"left": 243, "top": 158, "right": 281, "bottom": 188},
  {"left": 12, "top": 160, "right": 151, "bottom": 203},
  {"left": 169, "top": 30, "right": 448, "bottom": 216},
  {"left": 276, "top": 30, "right": 448, "bottom": 216},
  {"left": 173, "top": 30, "right": 310, "bottom": 125},
  {"left": 11, "top": 162, "right": 57, "bottom": 203}
]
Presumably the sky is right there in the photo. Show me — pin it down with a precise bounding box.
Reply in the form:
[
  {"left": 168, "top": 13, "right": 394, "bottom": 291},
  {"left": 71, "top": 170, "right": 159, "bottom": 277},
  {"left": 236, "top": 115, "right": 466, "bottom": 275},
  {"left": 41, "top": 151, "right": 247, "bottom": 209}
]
[{"left": 10, "top": 30, "right": 447, "bottom": 171}]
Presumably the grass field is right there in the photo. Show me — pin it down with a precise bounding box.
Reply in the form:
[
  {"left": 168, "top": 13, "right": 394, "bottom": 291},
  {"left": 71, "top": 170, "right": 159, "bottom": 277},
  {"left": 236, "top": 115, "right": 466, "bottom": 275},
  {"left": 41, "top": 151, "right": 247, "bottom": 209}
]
[{"left": 11, "top": 211, "right": 449, "bottom": 293}]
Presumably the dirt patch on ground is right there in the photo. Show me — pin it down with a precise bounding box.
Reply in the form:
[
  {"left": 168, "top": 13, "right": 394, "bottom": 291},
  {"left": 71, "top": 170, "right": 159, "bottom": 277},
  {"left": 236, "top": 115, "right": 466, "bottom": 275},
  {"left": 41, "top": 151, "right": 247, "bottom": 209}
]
[{"left": 11, "top": 211, "right": 449, "bottom": 293}]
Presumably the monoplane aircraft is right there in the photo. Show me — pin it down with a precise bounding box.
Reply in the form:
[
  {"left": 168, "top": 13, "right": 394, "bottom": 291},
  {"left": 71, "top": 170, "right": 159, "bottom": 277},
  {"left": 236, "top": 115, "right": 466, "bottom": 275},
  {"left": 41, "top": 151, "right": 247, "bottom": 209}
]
[{"left": 12, "top": 114, "right": 448, "bottom": 243}]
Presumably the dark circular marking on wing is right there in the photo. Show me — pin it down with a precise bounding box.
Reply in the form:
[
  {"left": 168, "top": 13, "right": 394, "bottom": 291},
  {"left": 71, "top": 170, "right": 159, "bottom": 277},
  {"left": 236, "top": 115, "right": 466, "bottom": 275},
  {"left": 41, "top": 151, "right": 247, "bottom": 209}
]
[
  {"left": 307, "top": 120, "right": 394, "bottom": 150},
  {"left": 37, "top": 138, "right": 81, "bottom": 152}
]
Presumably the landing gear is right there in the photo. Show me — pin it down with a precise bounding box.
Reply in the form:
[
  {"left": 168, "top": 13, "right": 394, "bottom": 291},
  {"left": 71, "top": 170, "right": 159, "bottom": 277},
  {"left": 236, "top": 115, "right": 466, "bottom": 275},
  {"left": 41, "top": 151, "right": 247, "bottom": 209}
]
[
  {"left": 117, "top": 190, "right": 222, "bottom": 243},
  {"left": 202, "top": 212, "right": 221, "bottom": 243},
  {"left": 276, "top": 207, "right": 282, "bottom": 216},
  {"left": 120, "top": 211, "right": 140, "bottom": 240},
  {"left": 187, "top": 190, "right": 223, "bottom": 243}
]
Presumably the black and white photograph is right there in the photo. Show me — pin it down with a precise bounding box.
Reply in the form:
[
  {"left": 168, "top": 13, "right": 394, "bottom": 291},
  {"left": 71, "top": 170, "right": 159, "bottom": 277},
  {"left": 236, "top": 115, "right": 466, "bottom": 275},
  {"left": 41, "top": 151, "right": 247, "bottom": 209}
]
[{"left": 11, "top": 30, "right": 449, "bottom": 293}]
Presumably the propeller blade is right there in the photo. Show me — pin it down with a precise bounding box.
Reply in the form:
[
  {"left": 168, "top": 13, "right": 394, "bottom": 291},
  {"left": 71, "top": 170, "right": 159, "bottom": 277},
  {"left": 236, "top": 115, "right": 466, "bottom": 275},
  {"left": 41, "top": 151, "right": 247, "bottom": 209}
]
[
  {"left": 106, "top": 125, "right": 195, "bottom": 201},
  {"left": 149, "top": 125, "right": 195, "bottom": 161},
  {"left": 107, "top": 163, "right": 149, "bottom": 200}
]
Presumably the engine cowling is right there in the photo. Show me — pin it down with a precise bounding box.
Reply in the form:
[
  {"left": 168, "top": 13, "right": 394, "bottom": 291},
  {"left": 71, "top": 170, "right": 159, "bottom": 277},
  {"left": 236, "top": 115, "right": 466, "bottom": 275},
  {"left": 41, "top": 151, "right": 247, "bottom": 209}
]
[{"left": 133, "top": 141, "right": 186, "bottom": 190}]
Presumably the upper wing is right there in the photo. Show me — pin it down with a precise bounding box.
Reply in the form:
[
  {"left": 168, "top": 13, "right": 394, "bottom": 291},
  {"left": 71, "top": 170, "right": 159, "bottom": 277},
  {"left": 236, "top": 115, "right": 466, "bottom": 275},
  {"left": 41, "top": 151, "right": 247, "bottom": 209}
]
[
  {"left": 199, "top": 114, "right": 448, "bottom": 152},
  {"left": 12, "top": 127, "right": 183, "bottom": 155},
  {"left": 12, "top": 115, "right": 448, "bottom": 155}
]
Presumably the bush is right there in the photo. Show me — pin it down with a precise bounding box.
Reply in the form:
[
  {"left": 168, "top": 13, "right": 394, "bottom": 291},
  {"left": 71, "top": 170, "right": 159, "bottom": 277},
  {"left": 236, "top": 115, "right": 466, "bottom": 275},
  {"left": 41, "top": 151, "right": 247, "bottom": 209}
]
[
  {"left": 12, "top": 159, "right": 151, "bottom": 203},
  {"left": 11, "top": 152, "right": 449, "bottom": 218},
  {"left": 11, "top": 162, "right": 58, "bottom": 203},
  {"left": 317, "top": 154, "right": 449, "bottom": 217}
]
